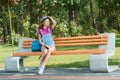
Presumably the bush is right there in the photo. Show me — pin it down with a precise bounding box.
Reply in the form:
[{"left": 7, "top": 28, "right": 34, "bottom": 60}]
[
  {"left": 13, "top": 34, "right": 22, "bottom": 45},
  {"left": 53, "top": 22, "right": 69, "bottom": 37},
  {"left": 109, "top": 28, "right": 119, "bottom": 34},
  {"left": 7, "top": 32, "right": 23, "bottom": 45},
  {"left": 81, "top": 25, "right": 99, "bottom": 35},
  {"left": 29, "top": 24, "right": 38, "bottom": 38},
  {"left": 68, "top": 21, "right": 82, "bottom": 36}
]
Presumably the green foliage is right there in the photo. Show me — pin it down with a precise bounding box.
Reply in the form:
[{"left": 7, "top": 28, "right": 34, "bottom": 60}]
[
  {"left": 0, "top": 0, "right": 120, "bottom": 44},
  {"left": 53, "top": 22, "right": 69, "bottom": 37},
  {"left": 13, "top": 33, "right": 22, "bottom": 45},
  {"left": 54, "top": 21, "right": 82, "bottom": 37},
  {"left": 109, "top": 29, "right": 119, "bottom": 34},
  {"left": 23, "top": 16, "right": 30, "bottom": 36},
  {"left": 96, "top": 0, "right": 120, "bottom": 33},
  {"left": 96, "top": 16, "right": 108, "bottom": 32},
  {"left": 29, "top": 24, "right": 38, "bottom": 38},
  {"left": 81, "top": 25, "right": 98, "bottom": 35},
  {"left": 0, "top": 27, "right": 3, "bottom": 38},
  {"left": 68, "top": 21, "right": 82, "bottom": 36},
  {"left": 7, "top": 32, "right": 22, "bottom": 45}
]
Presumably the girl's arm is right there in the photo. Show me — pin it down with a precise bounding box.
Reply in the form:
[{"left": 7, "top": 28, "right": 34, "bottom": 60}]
[
  {"left": 38, "top": 34, "right": 45, "bottom": 46},
  {"left": 48, "top": 16, "right": 57, "bottom": 29}
]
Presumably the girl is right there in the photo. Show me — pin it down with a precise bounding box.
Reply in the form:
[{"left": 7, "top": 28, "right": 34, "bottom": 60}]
[{"left": 37, "top": 16, "right": 57, "bottom": 75}]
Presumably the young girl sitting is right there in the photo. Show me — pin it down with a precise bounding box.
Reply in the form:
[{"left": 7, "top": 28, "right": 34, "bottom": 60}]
[{"left": 37, "top": 16, "right": 57, "bottom": 75}]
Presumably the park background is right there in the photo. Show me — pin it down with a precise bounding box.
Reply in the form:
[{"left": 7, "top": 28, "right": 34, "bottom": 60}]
[{"left": 0, "top": 0, "right": 120, "bottom": 69}]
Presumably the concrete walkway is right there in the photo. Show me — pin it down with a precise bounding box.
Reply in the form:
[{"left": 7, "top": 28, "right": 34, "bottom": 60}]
[{"left": 0, "top": 67, "right": 120, "bottom": 80}]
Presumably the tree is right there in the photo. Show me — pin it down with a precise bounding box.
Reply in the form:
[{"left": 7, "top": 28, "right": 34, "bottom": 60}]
[
  {"left": 89, "top": 0, "right": 96, "bottom": 29},
  {"left": 0, "top": 0, "right": 18, "bottom": 53}
]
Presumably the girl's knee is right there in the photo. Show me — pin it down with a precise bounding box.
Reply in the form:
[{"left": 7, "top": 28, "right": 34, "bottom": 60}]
[
  {"left": 42, "top": 48, "right": 48, "bottom": 53},
  {"left": 48, "top": 47, "right": 55, "bottom": 54},
  {"left": 50, "top": 47, "right": 55, "bottom": 52},
  {"left": 47, "top": 49, "right": 51, "bottom": 54}
]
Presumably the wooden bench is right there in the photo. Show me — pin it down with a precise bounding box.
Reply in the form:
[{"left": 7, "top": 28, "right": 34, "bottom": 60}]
[{"left": 5, "top": 33, "right": 119, "bottom": 72}]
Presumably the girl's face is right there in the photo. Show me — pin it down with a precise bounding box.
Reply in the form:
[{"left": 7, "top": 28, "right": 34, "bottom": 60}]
[{"left": 43, "top": 19, "right": 50, "bottom": 27}]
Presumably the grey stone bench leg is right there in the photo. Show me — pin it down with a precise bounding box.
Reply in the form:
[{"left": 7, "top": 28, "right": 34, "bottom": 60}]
[
  {"left": 90, "top": 54, "right": 119, "bottom": 72},
  {"left": 5, "top": 57, "right": 24, "bottom": 72},
  {"left": 90, "top": 33, "right": 119, "bottom": 73}
]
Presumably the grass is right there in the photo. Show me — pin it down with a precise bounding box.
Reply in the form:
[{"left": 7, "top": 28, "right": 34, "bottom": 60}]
[{"left": 0, "top": 44, "right": 120, "bottom": 68}]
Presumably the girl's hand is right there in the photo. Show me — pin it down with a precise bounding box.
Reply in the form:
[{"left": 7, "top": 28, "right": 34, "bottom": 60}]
[
  {"left": 47, "top": 16, "right": 52, "bottom": 19},
  {"left": 47, "top": 16, "right": 57, "bottom": 29},
  {"left": 44, "top": 45, "right": 50, "bottom": 49}
]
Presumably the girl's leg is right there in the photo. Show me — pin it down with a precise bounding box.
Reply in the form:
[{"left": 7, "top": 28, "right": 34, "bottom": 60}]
[
  {"left": 41, "top": 47, "right": 55, "bottom": 66},
  {"left": 38, "top": 47, "right": 48, "bottom": 75},
  {"left": 40, "top": 47, "right": 48, "bottom": 64},
  {"left": 38, "top": 47, "right": 55, "bottom": 75}
]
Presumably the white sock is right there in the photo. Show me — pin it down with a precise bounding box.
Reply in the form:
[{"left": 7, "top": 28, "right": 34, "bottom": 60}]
[{"left": 39, "top": 65, "right": 45, "bottom": 69}]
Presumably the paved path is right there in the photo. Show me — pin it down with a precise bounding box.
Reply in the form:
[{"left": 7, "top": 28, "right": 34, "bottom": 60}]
[{"left": 0, "top": 67, "right": 120, "bottom": 80}]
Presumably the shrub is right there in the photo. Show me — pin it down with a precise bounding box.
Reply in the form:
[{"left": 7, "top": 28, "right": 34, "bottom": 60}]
[
  {"left": 29, "top": 24, "right": 38, "bottom": 38},
  {"left": 68, "top": 21, "right": 82, "bottom": 36},
  {"left": 53, "top": 22, "right": 69, "bottom": 37},
  {"left": 7, "top": 32, "right": 23, "bottom": 45}
]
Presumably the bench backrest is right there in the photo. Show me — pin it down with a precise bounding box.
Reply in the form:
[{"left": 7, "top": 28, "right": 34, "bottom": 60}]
[
  {"left": 17, "top": 33, "right": 115, "bottom": 56},
  {"left": 22, "top": 35, "right": 108, "bottom": 48}
]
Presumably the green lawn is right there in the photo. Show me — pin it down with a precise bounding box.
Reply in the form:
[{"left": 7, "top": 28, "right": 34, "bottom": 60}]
[{"left": 0, "top": 44, "right": 120, "bottom": 68}]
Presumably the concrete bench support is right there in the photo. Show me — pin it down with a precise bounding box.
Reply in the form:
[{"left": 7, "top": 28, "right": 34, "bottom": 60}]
[
  {"left": 5, "top": 57, "right": 24, "bottom": 72},
  {"left": 4, "top": 38, "right": 32, "bottom": 72},
  {"left": 90, "top": 33, "right": 119, "bottom": 72}
]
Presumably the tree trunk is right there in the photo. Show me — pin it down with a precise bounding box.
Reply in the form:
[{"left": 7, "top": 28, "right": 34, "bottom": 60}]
[
  {"left": 2, "top": 25, "right": 7, "bottom": 43},
  {"left": 28, "top": 0, "right": 34, "bottom": 37},
  {"left": 8, "top": 4, "right": 14, "bottom": 53},
  {"left": 68, "top": 1, "right": 78, "bottom": 25},
  {"left": 68, "top": 5, "right": 73, "bottom": 22},
  {"left": 89, "top": 0, "right": 96, "bottom": 29},
  {"left": 98, "top": 7, "right": 104, "bottom": 33}
]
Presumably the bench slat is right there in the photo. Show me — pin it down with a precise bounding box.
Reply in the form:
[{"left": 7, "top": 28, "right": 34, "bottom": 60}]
[
  {"left": 54, "top": 35, "right": 107, "bottom": 41},
  {"left": 13, "top": 49, "right": 106, "bottom": 57},
  {"left": 22, "top": 46, "right": 32, "bottom": 48},
  {"left": 23, "top": 38, "right": 107, "bottom": 43},
  {"left": 55, "top": 39, "right": 107, "bottom": 44},
  {"left": 55, "top": 42, "right": 107, "bottom": 46},
  {"left": 22, "top": 42, "right": 107, "bottom": 48},
  {"left": 23, "top": 39, "right": 107, "bottom": 44},
  {"left": 13, "top": 52, "right": 42, "bottom": 56}
]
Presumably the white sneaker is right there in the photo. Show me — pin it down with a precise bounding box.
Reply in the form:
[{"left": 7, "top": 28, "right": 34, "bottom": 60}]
[{"left": 38, "top": 66, "right": 45, "bottom": 75}]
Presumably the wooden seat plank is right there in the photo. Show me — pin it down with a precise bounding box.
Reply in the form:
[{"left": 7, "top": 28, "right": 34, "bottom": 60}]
[{"left": 13, "top": 49, "right": 106, "bottom": 57}]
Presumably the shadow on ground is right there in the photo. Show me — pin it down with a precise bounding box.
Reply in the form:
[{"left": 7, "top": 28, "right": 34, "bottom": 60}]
[
  {"left": 46, "top": 60, "right": 89, "bottom": 68},
  {"left": 47, "top": 59, "right": 120, "bottom": 68}
]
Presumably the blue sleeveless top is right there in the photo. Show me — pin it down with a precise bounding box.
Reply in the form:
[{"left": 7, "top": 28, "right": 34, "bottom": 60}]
[{"left": 40, "top": 28, "right": 55, "bottom": 47}]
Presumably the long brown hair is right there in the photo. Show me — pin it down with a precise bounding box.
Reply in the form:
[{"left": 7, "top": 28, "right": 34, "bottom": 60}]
[
  {"left": 38, "top": 23, "right": 43, "bottom": 30},
  {"left": 38, "top": 17, "right": 50, "bottom": 30}
]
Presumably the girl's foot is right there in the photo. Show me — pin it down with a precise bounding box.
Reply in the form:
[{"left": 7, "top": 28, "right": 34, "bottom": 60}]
[{"left": 38, "top": 65, "right": 45, "bottom": 75}]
